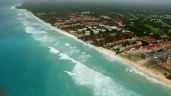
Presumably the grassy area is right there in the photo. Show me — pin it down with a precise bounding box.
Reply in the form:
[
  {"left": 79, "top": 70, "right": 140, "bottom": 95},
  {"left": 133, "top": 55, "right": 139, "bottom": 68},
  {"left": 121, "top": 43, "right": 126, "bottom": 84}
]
[
  {"left": 129, "top": 22, "right": 135, "bottom": 27},
  {"left": 145, "top": 24, "right": 160, "bottom": 33}
]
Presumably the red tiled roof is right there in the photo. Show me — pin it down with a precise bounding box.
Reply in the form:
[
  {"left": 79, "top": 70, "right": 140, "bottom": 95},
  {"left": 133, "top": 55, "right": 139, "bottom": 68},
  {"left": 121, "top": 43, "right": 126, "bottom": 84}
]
[
  {"left": 81, "top": 22, "right": 99, "bottom": 26},
  {"left": 144, "top": 44, "right": 160, "bottom": 49},
  {"left": 160, "top": 41, "right": 171, "bottom": 45},
  {"left": 75, "top": 16, "right": 94, "bottom": 20},
  {"left": 144, "top": 41, "right": 171, "bottom": 50},
  {"left": 142, "top": 37, "right": 156, "bottom": 43},
  {"left": 123, "top": 44, "right": 141, "bottom": 51}
]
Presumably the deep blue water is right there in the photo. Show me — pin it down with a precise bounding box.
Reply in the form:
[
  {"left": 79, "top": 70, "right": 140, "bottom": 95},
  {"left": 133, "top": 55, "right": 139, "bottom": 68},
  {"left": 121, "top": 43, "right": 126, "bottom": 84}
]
[{"left": 0, "top": 2, "right": 171, "bottom": 96}]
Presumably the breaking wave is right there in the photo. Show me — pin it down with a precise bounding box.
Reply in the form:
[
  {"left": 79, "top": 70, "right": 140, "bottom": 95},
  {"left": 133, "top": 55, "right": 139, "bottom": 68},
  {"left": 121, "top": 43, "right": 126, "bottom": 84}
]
[
  {"left": 49, "top": 47, "right": 59, "bottom": 54},
  {"left": 67, "top": 64, "right": 141, "bottom": 96},
  {"left": 16, "top": 9, "right": 91, "bottom": 64},
  {"left": 45, "top": 46, "right": 140, "bottom": 96},
  {"left": 48, "top": 45, "right": 141, "bottom": 96},
  {"left": 58, "top": 53, "right": 141, "bottom": 96},
  {"left": 16, "top": 8, "right": 171, "bottom": 95}
]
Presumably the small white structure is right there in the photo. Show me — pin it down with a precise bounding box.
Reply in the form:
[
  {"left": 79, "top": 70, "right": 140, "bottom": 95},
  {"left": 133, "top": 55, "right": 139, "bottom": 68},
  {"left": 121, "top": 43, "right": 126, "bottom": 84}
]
[
  {"left": 69, "top": 31, "right": 76, "bottom": 33},
  {"left": 78, "top": 29, "right": 83, "bottom": 32},
  {"left": 93, "top": 30, "right": 99, "bottom": 34},
  {"left": 93, "top": 26, "right": 97, "bottom": 29},
  {"left": 97, "top": 29, "right": 101, "bottom": 31},
  {"left": 101, "top": 29, "right": 106, "bottom": 32},
  {"left": 111, "top": 26, "right": 119, "bottom": 30},
  {"left": 88, "top": 26, "right": 92, "bottom": 29},
  {"left": 85, "top": 31, "right": 91, "bottom": 36}
]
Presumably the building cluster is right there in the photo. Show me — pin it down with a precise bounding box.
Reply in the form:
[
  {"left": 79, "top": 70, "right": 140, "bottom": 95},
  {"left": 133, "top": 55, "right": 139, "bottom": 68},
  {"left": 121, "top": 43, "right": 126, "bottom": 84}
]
[{"left": 35, "top": 11, "right": 171, "bottom": 79}]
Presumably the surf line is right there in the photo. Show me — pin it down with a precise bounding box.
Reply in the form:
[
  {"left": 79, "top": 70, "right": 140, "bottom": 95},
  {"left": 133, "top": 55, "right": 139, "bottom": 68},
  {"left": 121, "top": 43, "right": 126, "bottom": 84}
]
[{"left": 15, "top": 6, "right": 171, "bottom": 88}]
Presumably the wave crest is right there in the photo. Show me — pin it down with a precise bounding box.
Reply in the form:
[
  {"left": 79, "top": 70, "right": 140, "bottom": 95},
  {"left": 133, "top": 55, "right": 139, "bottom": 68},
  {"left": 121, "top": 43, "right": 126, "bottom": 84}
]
[{"left": 49, "top": 47, "right": 59, "bottom": 54}]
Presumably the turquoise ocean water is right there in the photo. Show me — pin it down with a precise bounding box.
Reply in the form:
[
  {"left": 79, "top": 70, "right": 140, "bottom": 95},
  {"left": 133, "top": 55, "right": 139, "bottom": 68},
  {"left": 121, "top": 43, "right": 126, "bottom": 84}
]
[{"left": 0, "top": 2, "right": 171, "bottom": 96}]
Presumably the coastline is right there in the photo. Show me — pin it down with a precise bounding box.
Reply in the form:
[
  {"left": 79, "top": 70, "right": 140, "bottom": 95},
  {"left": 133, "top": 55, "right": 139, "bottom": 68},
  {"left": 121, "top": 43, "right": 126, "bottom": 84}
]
[{"left": 15, "top": 7, "right": 171, "bottom": 88}]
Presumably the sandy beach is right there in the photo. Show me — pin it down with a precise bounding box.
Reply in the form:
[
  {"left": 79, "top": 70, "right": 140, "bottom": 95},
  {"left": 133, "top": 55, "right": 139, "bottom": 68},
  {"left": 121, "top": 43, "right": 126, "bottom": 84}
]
[
  {"left": 20, "top": 8, "right": 171, "bottom": 88},
  {"left": 95, "top": 46, "right": 171, "bottom": 86}
]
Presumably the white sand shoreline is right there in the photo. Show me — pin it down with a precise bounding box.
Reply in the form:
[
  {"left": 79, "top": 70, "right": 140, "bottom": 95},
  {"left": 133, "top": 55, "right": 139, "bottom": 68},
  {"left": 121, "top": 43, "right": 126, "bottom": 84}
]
[{"left": 15, "top": 7, "right": 171, "bottom": 88}]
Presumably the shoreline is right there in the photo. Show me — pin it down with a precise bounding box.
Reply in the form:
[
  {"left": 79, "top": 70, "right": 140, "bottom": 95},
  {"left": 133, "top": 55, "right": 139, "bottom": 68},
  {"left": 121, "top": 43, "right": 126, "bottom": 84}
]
[{"left": 15, "top": 7, "right": 171, "bottom": 88}]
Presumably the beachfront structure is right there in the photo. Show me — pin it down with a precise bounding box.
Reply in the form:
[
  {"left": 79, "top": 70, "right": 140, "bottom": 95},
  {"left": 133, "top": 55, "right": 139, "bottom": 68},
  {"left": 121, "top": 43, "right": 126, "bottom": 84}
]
[
  {"left": 33, "top": 10, "right": 171, "bottom": 82},
  {"left": 143, "top": 41, "right": 171, "bottom": 53},
  {"left": 167, "top": 56, "right": 171, "bottom": 64}
]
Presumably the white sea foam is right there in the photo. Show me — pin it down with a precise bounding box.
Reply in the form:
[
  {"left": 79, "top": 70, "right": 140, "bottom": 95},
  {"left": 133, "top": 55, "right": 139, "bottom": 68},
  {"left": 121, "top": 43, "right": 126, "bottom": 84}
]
[
  {"left": 20, "top": 15, "right": 90, "bottom": 63},
  {"left": 102, "top": 53, "right": 116, "bottom": 62},
  {"left": 65, "top": 48, "right": 80, "bottom": 55},
  {"left": 54, "top": 51, "right": 140, "bottom": 96},
  {"left": 126, "top": 67, "right": 134, "bottom": 73},
  {"left": 99, "top": 47, "right": 171, "bottom": 88},
  {"left": 71, "top": 46, "right": 77, "bottom": 49},
  {"left": 16, "top": 8, "right": 171, "bottom": 89},
  {"left": 64, "top": 71, "right": 75, "bottom": 76},
  {"left": 64, "top": 42, "right": 71, "bottom": 47},
  {"left": 125, "top": 65, "right": 171, "bottom": 88},
  {"left": 17, "top": 13, "right": 22, "bottom": 16},
  {"left": 18, "top": 8, "right": 93, "bottom": 63},
  {"left": 64, "top": 61, "right": 141, "bottom": 96},
  {"left": 58, "top": 53, "right": 80, "bottom": 64},
  {"left": 49, "top": 47, "right": 59, "bottom": 54},
  {"left": 78, "top": 53, "right": 91, "bottom": 63},
  {"left": 25, "top": 26, "right": 45, "bottom": 35},
  {"left": 11, "top": 4, "right": 21, "bottom": 10},
  {"left": 32, "top": 23, "right": 39, "bottom": 26},
  {"left": 22, "top": 21, "right": 29, "bottom": 26},
  {"left": 59, "top": 53, "right": 71, "bottom": 60},
  {"left": 25, "top": 26, "right": 36, "bottom": 34},
  {"left": 62, "top": 47, "right": 91, "bottom": 63},
  {"left": 11, "top": 6, "right": 15, "bottom": 10}
]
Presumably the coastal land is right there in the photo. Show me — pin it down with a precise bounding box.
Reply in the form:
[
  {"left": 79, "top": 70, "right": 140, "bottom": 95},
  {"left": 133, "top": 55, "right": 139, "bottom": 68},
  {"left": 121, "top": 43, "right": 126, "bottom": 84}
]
[{"left": 17, "top": 2, "right": 171, "bottom": 87}]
